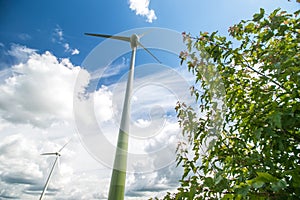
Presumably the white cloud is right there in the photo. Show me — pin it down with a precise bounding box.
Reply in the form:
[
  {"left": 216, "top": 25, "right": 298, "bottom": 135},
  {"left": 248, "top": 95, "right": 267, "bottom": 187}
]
[
  {"left": 63, "top": 43, "right": 80, "bottom": 55},
  {"left": 0, "top": 68, "right": 13, "bottom": 84},
  {"left": 128, "top": 0, "right": 157, "bottom": 23},
  {"left": 18, "top": 33, "right": 32, "bottom": 41},
  {"left": 64, "top": 43, "right": 70, "bottom": 51},
  {"left": 0, "top": 43, "right": 197, "bottom": 199},
  {"left": 71, "top": 48, "right": 80, "bottom": 55},
  {"left": 0, "top": 130, "right": 109, "bottom": 200},
  {"left": 125, "top": 122, "right": 183, "bottom": 198},
  {"left": 53, "top": 26, "right": 64, "bottom": 41},
  {"left": 0, "top": 133, "right": 56, "bottom": 199},
  {"left": 7, "top": 43, "right": 37, "bottom": 63},
  {"left": 52, "top": 26, "right": 80, "bottom": 55},
  {"left": 0, "top": 46, "right": 115, "bottom": 199},
  {"left": 94, "top": 86, "right": 114, "bottom": 122},
  {"left": 90, "top": 57, "right": 128, "bottom": 80},
  {"left": 0, "top": 48, "right": 89, "bottom": 128}
]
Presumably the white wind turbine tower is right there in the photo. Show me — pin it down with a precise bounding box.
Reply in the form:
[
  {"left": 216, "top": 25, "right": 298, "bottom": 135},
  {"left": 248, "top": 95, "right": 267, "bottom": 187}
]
[
  {"left": 39, "top": 141, "right": 69, "bottom": 200},
  {"left": 85, "top": 32, "right": 161, "bottom": 200}
]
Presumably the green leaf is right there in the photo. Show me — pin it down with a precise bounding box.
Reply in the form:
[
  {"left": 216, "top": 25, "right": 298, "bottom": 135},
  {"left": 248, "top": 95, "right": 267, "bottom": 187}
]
[
  {"left": 271, "top": 179, "right": 287, "bottom": 191},
  {"left": 253, "top": 8, "right": 265, "bottom": 22},
  {"left": 235, "top": 184, "right": 250, "bottom": 196},
  {"left": 222, "top": 194, "right": 235, "bottom": 200},
  {"left": 256, "top": 172, "right": 279, "bottom": 182},
  {"left": 204, "top": 177, "right": 214, "bottom": 188},
  {"left": 262, "top": 30, "right": 274, "bottom": 42},
  {"left": 215, "top": 173, "right": 223, "bottom": 185},
  {"left": 252, "top": 181, "right": 265, "bottom": 189},
  {"left": 270, "top": 112, "right": 282, "bottom": 129},
  {"left": 254, "top": 128, "right": 262, "bottom": 141}
]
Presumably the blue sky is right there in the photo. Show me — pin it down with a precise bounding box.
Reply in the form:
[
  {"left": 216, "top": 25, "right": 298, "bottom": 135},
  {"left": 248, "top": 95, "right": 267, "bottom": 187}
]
[
  {"left": 0, "top": 0, "right": 299, "bottom": 199},
  {"left": 1, "top": 0, "right": 298, "bottom": 67}
]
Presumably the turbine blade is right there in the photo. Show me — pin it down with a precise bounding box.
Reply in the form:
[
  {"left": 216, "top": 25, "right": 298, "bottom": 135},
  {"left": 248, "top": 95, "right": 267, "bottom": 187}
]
[
  {"left": 138, "top": 29, "right": 154, "bottom": 39},
  {"left": 41, "top": 153, "right": 56, "bottom": 156},
  {"left": 85, "top": 33, "right": 130, "bottom": 42},
  {"left": 57, "top": 157, "right": 62, "bottom": 175},
  {"left": 138, "top": 33, "right": 145, "bottom": 39},
  {"left": 138, "top": 41, "right": 161, "bottom": 64},
  {"left": 58, "top": 140, "right": 70, "bottom": 153}
]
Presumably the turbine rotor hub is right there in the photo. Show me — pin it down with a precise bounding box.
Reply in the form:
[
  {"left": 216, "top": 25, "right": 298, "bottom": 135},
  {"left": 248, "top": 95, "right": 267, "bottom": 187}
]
[{"left": 130, "top": 34, "right": 139, "bottom": 49}]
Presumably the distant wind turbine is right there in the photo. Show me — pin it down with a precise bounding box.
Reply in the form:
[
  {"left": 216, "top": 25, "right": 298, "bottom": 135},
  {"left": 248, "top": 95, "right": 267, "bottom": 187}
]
[
  {"left": 39, "top": 141, "right": 69, "bottom": 200},
  {"left": 85, "top": 32, "right": 161, "bottom": 200}
]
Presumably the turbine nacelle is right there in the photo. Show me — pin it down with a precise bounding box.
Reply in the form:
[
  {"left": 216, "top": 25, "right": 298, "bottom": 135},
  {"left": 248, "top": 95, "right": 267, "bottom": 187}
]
[
  {"left": 84, "top": 32, "right": 161, "bottom": 63},
  {"left": 130, "top": 34, "right": 139, "bottom": 49}
]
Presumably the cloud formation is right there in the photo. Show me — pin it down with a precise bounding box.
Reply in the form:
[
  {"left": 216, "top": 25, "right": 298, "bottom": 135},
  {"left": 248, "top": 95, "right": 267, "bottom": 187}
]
[
  {"left": 0, "top": 43, "right": 192, "bottom": 199},
  {"left": 128, "top": 0, "right": 157, "bottom": 23},
  {"left": 0, "top": 132, "right": 109, "bottom": 199},
  {"left": 52, "top": 25, "right": 80, "bottom": 55},
  {"left": 0, "top": 134, "right": 52, "bottom": 199},
  {"left": 7, "top": 43, "right": 37, "bottom": 64},
  {"left": 0, "top": 47, "right": 89, "bottom": 128}
]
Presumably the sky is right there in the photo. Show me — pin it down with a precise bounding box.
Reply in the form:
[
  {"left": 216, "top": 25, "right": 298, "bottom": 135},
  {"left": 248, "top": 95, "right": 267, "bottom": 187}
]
[{"left": 0, "top": 0, "right": 299, "bottom": 199}]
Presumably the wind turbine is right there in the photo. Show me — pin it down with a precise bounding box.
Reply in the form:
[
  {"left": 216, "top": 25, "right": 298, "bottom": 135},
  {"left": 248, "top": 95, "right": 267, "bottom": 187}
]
[
  {"left": 39, "top": 141, "right": 69, "bottom": 200},
  {"left": 85, "top": 32, "right": 161, "bottom": 200}
]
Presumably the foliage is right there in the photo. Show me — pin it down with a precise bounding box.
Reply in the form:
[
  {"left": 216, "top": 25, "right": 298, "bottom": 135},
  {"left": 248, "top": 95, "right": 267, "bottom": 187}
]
[{"left": 153, "top": 8, "right": 300, "bottom": 200}]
